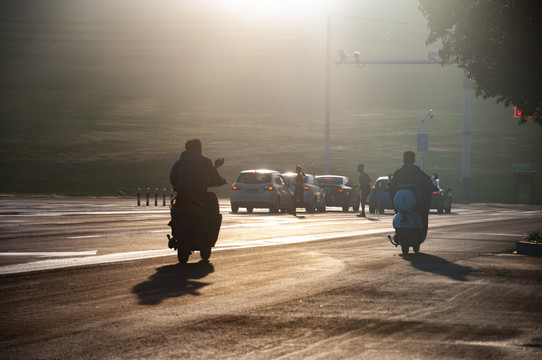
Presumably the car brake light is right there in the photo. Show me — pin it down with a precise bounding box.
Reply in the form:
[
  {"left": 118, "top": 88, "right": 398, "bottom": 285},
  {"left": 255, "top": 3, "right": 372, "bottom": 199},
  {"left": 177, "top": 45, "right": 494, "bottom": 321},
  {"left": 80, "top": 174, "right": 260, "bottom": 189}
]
[
  {"left": 338, "top": 188, "right": 343, "bottom": 193},
  {"left": 433, "top": 191, "right": 438, "bottom": 194},
  {"left": 265, "top": 186, "right": 275, "bottom": 191},
  {"left": 304, "top": 186, "right": 310, "bottom": 191},
  {"left": 372, "top": 185, "right": 376, "bottom": 189},
  {"left": 232, "top": 185, "right": 239, "bottom": 190}
]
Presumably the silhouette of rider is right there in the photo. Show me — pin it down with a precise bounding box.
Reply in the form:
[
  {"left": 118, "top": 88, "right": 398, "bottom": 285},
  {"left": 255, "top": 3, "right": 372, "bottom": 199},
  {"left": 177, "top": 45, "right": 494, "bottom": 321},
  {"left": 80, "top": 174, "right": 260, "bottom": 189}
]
[
  {"left": 388, "top": 151, "right": 433, "bottom": 240},
  {"left": 169, "top": 138, "right": 226, "bottom": 243}
]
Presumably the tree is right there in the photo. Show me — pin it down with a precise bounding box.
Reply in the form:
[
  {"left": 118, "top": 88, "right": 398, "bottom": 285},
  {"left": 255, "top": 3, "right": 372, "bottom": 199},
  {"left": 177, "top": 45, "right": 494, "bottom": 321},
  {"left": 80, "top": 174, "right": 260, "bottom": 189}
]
[{"left": 419, "top": 0, "right": 541, "bottom": 125}]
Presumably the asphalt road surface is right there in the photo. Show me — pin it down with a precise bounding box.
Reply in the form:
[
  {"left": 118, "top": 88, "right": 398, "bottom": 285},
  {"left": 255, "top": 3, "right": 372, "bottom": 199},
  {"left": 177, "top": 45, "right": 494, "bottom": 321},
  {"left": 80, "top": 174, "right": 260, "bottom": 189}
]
[{"left": 1, "top": 197, "right": 541, "bottom": 359}]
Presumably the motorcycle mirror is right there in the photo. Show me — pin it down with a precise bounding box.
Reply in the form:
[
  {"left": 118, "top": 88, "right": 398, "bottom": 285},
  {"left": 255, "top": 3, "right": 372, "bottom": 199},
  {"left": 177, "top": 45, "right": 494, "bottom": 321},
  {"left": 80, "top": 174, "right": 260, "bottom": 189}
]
[{"left": 214, "top": 158, "right": 224, "bottom": 168}]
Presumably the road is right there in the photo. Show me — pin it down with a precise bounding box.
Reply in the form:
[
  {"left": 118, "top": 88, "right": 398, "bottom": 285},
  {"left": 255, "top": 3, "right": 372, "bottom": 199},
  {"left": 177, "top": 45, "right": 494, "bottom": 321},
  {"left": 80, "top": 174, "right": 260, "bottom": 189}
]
[{"left": 0, "top": 197, "right": 541, "bottom": 359}]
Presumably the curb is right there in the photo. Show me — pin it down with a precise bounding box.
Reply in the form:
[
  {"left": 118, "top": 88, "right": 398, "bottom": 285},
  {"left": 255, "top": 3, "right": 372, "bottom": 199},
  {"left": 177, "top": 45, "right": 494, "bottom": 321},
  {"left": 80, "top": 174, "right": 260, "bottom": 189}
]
[{"left": 516, "top": 241, "right": 542, "bottom": 257}]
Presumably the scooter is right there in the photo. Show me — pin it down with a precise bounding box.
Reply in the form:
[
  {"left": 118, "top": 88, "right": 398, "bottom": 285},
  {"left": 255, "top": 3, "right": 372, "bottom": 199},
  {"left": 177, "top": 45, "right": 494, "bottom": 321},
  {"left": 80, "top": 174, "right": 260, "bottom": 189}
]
[
  {"left": 167, "top": 158, "right": 225, "bottom": 263},
  {"left": 387, "top": 188, "right": 424, "bottom": 255}
]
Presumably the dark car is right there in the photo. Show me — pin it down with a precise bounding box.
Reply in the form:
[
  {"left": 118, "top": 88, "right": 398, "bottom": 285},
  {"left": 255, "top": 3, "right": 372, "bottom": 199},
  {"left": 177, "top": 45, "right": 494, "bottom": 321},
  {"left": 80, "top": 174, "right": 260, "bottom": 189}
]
[
  {"left": 368, "top": 176, "right": 394, "bottom": 214},
  {"left": 315, "top": 175, "right": 360, "bottom": 212},
  {"left": 431, "top": 179, "right": 452, "bottom": 213}
]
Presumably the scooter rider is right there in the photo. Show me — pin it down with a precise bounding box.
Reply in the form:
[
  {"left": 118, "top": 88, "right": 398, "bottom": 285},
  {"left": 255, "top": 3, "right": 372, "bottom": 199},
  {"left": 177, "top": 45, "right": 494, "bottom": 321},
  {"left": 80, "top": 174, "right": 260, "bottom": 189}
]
[
  {"left": 169, "top": 138, "right": 226, "bottom": 244},
  {"left": 388, "top": 151, "right": 433, "bottom": 240}
]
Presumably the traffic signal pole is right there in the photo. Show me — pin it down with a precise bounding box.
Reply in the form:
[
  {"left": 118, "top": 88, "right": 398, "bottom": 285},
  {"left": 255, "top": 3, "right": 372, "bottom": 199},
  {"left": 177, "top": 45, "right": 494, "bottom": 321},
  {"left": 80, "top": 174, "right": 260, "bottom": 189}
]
[{"left": 334, "top": 54, "right": 471, "bottom": 203}]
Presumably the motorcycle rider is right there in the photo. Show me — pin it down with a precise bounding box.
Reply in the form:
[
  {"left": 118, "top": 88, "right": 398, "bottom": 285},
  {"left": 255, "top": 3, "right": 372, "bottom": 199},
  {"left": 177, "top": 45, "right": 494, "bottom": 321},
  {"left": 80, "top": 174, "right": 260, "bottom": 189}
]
[
  {"left": 388, "top": 151, "right": 433, "bottom": 240},
  {"left": 169, "top": 138, "right": 226, "bottom": 247}
]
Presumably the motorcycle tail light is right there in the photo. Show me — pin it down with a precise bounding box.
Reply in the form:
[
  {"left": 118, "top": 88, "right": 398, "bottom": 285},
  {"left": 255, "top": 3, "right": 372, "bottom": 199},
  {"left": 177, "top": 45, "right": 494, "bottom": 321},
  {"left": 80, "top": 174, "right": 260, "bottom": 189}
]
[{"left": 433, "top": 191, "right": 438, "bottom": 194}]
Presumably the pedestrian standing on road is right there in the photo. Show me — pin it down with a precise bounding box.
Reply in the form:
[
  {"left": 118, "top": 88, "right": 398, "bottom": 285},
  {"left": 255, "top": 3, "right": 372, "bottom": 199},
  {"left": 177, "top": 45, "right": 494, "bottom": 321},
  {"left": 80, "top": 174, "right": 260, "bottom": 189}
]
[
  {"left": 292, "top": 165, "right": 305, "bottom": 216},
  {"left": 357, "top": 163, "right": 371, "bottom": 217}
]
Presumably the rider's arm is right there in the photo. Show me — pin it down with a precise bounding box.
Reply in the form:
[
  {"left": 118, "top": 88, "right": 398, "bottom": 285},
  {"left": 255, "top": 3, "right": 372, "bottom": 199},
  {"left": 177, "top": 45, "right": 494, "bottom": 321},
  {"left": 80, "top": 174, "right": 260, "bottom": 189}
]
[{"left": 206, "top": 159, "right": 227, "bottom": 187}]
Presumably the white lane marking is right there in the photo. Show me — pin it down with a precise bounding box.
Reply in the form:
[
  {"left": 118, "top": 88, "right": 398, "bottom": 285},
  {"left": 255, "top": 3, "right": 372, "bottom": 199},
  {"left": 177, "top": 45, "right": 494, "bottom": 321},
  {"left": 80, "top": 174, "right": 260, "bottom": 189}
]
[
  {"left": 0, "top": 251, "right": 98, "bottom": 257},
  {"left": 0, "top": 215, "right": 523, "bottom": 275},
  {"left": 68, "top": 235, "right": 103, "bottom": 239},
  {"left": 473, "top": 233, "right": 524, "bottom": 237}
]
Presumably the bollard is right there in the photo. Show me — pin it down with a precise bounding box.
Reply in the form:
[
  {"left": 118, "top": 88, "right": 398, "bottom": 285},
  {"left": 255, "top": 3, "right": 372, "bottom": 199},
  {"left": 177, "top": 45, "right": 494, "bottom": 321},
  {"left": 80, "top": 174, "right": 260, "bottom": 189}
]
[
  {"left": 146, "top": 188, "right": 150, "bottom": 206},
  {"left": 137, "top": 188, "right": 141, "bottom": 206},
  {"left": 162, "top": 188, "right": 166, "bottom": 206},
  {"left": 154, "top": 188, "right": 158, "bottom": 206}
]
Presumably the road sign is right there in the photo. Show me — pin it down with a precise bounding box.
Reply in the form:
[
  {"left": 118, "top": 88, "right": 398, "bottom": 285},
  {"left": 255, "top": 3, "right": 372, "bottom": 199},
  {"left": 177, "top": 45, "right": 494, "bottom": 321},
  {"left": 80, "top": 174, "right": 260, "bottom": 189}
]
[{"left": 417, "top": 133, "right": 428, "bottom": 152}]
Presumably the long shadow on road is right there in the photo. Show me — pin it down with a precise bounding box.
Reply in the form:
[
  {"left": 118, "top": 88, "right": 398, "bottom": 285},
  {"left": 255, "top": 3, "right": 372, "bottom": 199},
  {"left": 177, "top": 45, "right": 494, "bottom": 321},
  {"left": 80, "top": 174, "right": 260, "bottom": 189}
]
[
  {"left": 133, "top": 261, "right": 214, "bottom": 305},
  {"left": 402, "top": 253, "right": 473, "bottom": 281}
]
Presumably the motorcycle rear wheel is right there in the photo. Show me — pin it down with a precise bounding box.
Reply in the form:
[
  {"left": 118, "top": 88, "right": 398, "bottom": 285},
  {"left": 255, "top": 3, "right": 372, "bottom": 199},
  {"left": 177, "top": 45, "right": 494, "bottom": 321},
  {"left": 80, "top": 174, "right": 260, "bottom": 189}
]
[
  {"left": 200, "top": 246, "right": 212, "bottom": 261},
  {"left": 178, "top": 248, "right": 191, "bottom": 263}
]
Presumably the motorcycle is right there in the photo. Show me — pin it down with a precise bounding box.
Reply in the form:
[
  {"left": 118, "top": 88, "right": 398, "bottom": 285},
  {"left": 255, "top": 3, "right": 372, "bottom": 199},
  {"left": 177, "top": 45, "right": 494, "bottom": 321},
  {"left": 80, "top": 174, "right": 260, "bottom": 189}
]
[
  {"left": 387, "top": 188, "right": 424, "bottom": 255},
  {"left": 167, "top": 158, "right": 225, "bottom": 263}
]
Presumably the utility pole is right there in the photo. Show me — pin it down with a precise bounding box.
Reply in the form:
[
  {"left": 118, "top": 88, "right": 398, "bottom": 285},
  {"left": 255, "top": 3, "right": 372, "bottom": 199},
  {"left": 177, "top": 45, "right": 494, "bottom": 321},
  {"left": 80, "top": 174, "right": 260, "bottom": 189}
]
[
  {"left": 462, "top": 73, "right": 471, "bottom": 203},
  {"left": 324, "top": 16, "right": 331, "bottom": 175}
]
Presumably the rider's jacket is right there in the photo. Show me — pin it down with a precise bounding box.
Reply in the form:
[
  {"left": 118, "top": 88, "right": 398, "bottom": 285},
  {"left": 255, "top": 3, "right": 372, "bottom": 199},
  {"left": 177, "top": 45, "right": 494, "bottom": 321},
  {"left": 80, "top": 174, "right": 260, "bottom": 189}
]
[
  {"left": 169, "top": 150, "right": 226, "bottom": 193},
  {"left": 389, "top": 163, "right": 433, "bottom": 211}
]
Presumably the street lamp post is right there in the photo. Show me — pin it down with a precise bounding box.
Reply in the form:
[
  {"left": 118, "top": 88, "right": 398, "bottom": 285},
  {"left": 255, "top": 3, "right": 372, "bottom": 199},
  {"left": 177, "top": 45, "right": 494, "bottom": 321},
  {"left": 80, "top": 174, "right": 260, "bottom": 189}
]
[{"left": 418, "top": 109, "right": 433, "bottom": 171}]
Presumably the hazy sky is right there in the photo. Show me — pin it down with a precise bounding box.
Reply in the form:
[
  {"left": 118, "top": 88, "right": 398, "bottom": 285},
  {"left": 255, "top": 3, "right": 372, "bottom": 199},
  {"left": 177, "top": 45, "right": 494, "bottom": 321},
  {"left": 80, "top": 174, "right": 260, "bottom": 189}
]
[{"left": 0, "top": 0, "right": 433, "bottom": 59}]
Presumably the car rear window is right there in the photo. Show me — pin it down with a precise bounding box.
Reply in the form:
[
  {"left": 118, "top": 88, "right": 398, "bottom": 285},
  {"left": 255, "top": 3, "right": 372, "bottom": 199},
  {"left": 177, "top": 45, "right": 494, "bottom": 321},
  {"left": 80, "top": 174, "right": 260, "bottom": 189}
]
[
  {"left": 236, "top": 172, "right": 272, "bottom": 184},
  {"left": 317, "top": 177, "right": 343, "bottom": 185},
  {"left": 375, "top": 179, "right": 389, "bottom": 189}
]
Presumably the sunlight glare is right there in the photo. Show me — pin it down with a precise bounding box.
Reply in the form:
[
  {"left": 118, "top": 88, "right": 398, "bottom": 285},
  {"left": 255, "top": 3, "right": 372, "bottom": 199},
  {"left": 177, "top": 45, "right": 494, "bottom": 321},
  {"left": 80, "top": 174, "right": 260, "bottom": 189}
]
[{"left": 221, "top": 0, "right": 332, "bottom": 19}]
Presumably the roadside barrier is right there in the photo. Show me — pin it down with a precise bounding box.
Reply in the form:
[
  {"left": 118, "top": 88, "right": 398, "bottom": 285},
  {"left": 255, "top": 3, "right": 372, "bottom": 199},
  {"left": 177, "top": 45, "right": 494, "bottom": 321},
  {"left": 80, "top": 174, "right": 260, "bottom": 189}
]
[{"left": 137, "top": 187, "right": 174, "bottom": 206}]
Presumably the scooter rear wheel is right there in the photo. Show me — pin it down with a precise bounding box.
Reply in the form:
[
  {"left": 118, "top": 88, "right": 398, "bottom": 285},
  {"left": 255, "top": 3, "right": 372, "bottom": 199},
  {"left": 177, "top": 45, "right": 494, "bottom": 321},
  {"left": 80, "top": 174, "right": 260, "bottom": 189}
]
[{"left": 401, "top": 243, "right": 409, "bottom": 256}]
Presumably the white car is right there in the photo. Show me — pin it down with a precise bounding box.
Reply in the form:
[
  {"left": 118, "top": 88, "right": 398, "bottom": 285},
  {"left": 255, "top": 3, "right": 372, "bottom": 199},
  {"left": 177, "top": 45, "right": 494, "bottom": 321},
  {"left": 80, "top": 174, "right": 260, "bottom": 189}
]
[
  {"left": 230, "top": 169, "right": 292, "bottom": 213},
  {"left": 282, "top": 173, "right": 326, "bottom": 213}
]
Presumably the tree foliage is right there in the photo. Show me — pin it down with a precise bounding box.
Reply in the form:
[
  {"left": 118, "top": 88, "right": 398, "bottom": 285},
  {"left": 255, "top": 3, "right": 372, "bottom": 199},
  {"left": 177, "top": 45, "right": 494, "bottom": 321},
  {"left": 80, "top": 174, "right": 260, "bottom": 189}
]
[{"left": 419, "top": 0, "right": 541, "bottom": 125}]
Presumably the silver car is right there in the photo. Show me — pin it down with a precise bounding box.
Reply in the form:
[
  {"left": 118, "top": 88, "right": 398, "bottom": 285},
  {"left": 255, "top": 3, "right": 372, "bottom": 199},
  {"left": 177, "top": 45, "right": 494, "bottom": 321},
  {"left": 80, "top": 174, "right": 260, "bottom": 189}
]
[
  {"left": 282, "top": 173, "right": 326, "bottom": 213},
  {"left": 230, "top": 169, "right": 292, "bottom": 213}
]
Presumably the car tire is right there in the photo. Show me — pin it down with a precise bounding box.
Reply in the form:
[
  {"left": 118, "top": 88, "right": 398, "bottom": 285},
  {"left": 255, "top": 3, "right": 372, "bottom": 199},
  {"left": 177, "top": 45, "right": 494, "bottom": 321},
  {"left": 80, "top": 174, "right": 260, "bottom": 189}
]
[
  {"left": 352, "top": 199, "right": 360, "bottom": 212},
  {"left": 231, "top": 204, "right": 239, "bottom": 213},
  {"left": 246, "top": 207, "right": 253, "bottom": 213},
  {"left": 317, "top": 202, "right": 326, "bottom": 212},
  {"left": 369, "top": 204, "right": 376, "bottom": 214},
  {"left": 270, "top": 198, "right": 280, "bottom": 213}
]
